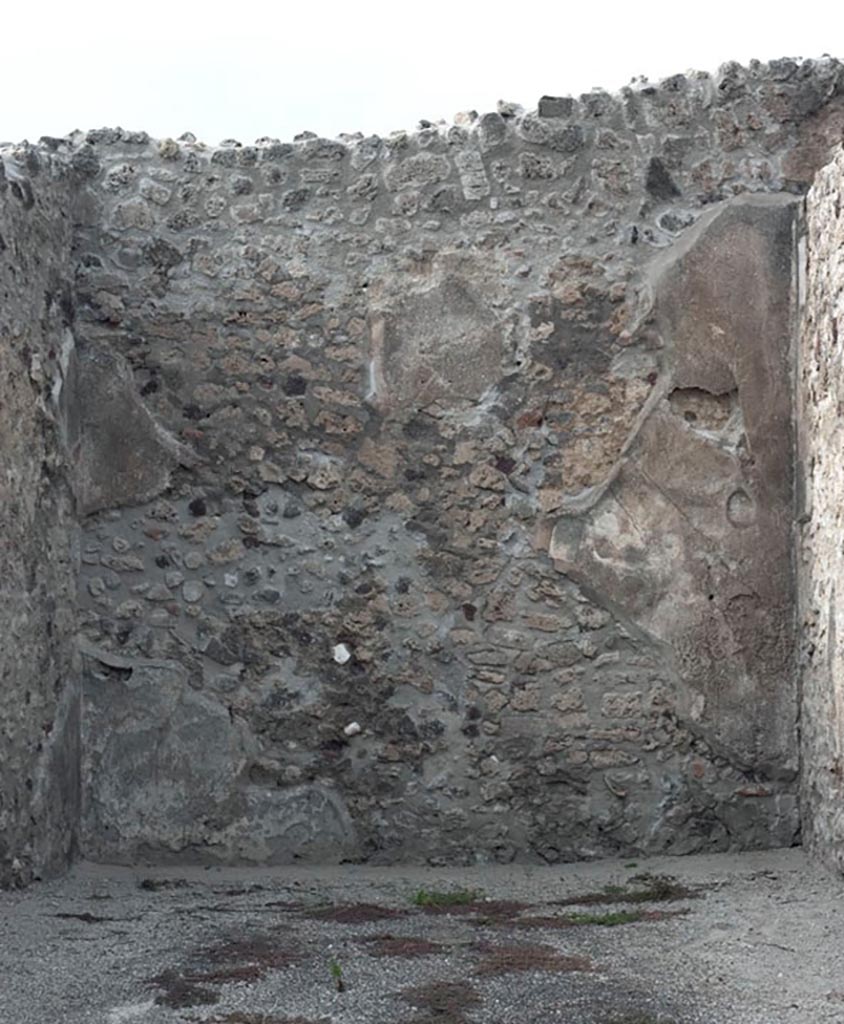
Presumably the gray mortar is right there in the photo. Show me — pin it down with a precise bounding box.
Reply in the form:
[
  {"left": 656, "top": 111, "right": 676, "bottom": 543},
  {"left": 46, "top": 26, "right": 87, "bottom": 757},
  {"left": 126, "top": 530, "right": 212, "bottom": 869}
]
[{"left": 3, "top": 56, "right": 844, "bottom": 881}]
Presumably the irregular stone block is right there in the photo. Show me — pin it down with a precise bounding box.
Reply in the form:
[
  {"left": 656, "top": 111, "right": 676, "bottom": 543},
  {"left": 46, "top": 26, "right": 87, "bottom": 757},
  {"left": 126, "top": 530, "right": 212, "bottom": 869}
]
[
  {"left": 72, "top": 343, "right": 196, "bottom": 515},
  {"left": 538, "top": 96, "right": 575, "bottom": 118}
]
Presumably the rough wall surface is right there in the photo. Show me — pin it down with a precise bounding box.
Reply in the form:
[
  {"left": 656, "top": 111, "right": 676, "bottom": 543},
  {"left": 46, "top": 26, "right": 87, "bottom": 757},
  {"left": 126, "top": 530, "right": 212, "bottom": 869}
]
[
  {"left": 799, "top": 146, "right": 844, "bottom": 872},
  {"left": 65, "top": 58, "right": 842, "bottom": 867},
  {"left": 4, "top": 57, "right": 844, "bottom": 875},
  {"left": 0, "top": 151, "right": 80, "bottom": 885},
  {"left": 551, "top": 193, "right": 799, "bottom": 776}
]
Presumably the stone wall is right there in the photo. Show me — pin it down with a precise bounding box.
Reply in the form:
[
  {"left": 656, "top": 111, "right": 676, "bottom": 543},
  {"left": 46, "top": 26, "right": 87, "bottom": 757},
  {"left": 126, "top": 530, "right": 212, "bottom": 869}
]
[
  {"left": 0, "top": 147, "right": 80, "bottom": 885},
  {"left": 4, "top": 57, "right": 844, "bottom": 876},
  {"left": 798, "top": 146, "right": 844, "bottom": 872},
  {"left": 66, "top": 58, "right": 844, "bottom": 867}
]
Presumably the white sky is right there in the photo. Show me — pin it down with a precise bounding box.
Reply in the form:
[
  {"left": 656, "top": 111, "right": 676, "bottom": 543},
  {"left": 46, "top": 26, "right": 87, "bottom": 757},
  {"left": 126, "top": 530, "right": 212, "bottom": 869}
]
[{"left": 3, "top": 0, "right": 844, "bottom": 145}]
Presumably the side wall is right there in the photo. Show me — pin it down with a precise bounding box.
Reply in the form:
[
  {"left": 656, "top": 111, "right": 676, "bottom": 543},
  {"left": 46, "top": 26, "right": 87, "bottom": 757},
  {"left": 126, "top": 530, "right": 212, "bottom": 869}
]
[
  {"left": 0, "top": 148, "right": 80, "bottom": 885},
  {"left": 799, "top": 147, "right": 844, "bottom": 871}
]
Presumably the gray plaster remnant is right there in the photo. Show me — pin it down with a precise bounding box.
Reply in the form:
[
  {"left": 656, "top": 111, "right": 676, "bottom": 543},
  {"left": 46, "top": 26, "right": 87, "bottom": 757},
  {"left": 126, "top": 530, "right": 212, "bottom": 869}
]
[
  {"left": 81, "top": 645, "right": 358, "bottom": 865},
  {"left": 368, "top": 253, "right": 507, "bottom": 412},
  {"left": 551, "top": 195, "right": 799, "bottom": 776},
  {"left": 72, "top": 343, "right": 198, "bottom": 516}
]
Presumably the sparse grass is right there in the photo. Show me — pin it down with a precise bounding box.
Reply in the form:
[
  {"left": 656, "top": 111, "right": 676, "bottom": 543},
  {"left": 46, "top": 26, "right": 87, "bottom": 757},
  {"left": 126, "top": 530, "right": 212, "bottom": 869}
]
[
  {"left": 512, "top": 909, "right": 648, "bottom": 928},
  {"left": 412, "top": 888, "right": 481, "bottom": 908},
  {"left": 329, "top": 959, "right": 345, "bottom": 992},
  {"left": 484, "top": 906, "right": 689, "bottom": 931},
  {"left": 553, "top": 873, "right": 700, "bottom": 908}
]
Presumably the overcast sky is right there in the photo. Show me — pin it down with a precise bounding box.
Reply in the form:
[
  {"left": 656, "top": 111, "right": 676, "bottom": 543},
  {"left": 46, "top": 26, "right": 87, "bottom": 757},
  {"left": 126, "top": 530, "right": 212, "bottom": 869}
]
[{"left": 4, "top": 1, "right": 843, "bottom": 145}]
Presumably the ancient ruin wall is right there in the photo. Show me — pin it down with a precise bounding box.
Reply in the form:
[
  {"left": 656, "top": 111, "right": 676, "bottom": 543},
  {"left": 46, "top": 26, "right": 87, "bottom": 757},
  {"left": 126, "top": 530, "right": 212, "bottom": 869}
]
[
  {"left": 3, "top": 58, "right": 844, "bottom": 878},
  {"left": 799, "top": 146, "right": 844, "bottom": 872},
  {"left": 0, "top": 151, "right": 80, "bottom": 885},
  {"left": 64, "top": 59, "right": 844, "bottom": 867}
]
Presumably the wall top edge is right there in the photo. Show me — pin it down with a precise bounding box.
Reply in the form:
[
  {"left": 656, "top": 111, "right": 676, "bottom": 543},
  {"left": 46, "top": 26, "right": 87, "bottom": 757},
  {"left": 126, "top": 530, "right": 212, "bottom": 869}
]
[{"left": 0, "top": 56, "right": 842, "bottom": 164}]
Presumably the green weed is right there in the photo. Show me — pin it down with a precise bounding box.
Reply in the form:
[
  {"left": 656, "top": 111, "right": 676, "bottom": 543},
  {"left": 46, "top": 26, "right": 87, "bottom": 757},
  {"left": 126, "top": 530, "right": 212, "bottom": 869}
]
[
  {"left": 329, "top": 959, "right": 344, "bottom": 992},
  {"left": 412, "top": 888, "right": 481, "bottom": 908}
]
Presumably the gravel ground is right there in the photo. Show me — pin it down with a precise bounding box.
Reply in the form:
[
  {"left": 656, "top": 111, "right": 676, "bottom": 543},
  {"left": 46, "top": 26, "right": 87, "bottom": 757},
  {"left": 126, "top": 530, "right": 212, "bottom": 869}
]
[{"left": 1, "top": 847, "right": 842, "bottom": 1024}]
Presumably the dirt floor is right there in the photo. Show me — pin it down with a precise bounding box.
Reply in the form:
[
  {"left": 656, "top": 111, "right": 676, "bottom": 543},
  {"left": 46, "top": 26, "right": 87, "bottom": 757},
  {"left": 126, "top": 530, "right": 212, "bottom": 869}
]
[{"left": 1, "top": 847, "right": 843, "bottom": 1024}]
